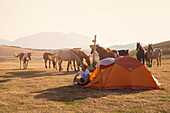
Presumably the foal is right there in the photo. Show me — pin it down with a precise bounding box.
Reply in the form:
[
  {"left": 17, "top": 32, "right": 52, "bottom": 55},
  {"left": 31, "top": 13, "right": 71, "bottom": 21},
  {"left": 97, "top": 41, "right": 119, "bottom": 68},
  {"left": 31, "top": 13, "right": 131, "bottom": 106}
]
[{"left": 14, "top": 52, "right": 31, "bottom": 69}]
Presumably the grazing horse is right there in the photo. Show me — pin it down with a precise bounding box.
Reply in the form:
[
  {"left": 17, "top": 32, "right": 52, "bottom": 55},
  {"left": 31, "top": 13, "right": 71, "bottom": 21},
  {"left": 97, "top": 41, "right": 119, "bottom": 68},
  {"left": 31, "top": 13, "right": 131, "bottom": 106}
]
[
  {"left": 72, "top": 49, "right": 91, "bottom": 71},
  {"left": 136, "top": 43, "right": 146, "bottom": 64},
  {"left": 14, "top": 52, "right": 31, "bottom": 69},
  {"left": 52, "top": 49, "right": 83, "bottom": 72},
  {"left": 147, "top": 44, "right": 162, "bottom": 67},
  {"left": 90, "top": 45, "right": 117, "bottom": 60},
  {"left": 43, "top": 52, "right": 56, "bottom": 69},
  {"left": 106, "top": 48, "right": 129, "bottom": 57},
  {"left": 118, "top": 49, "right": 129, "bottom": 56}
]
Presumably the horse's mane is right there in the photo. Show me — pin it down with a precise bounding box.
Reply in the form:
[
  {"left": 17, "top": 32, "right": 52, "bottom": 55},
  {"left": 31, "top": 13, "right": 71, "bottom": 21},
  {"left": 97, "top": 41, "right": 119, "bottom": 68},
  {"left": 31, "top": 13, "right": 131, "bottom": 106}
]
[
  {"left": 139, "top": 44, "right": 145, "bottom": 50},
  {"left": 97, "top": 45, "right": 108, "bottom": 53}
]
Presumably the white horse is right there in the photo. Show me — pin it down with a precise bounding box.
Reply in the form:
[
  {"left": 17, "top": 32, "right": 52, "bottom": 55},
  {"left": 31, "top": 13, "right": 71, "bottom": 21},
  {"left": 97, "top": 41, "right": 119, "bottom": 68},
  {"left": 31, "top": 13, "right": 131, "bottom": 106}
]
[
  {"left": 14, "top": 52, "right": 31, "bottom": 69},
  {"left": 147, "top": 44, "right": 162, "bottom": 67}
]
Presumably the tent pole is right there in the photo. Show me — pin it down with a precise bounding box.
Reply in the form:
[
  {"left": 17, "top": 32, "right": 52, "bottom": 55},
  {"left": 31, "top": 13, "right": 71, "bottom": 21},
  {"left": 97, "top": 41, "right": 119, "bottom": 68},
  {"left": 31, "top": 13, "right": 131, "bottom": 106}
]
[{"left": 103, "top": 65, "right": 114, "bottom": 89}]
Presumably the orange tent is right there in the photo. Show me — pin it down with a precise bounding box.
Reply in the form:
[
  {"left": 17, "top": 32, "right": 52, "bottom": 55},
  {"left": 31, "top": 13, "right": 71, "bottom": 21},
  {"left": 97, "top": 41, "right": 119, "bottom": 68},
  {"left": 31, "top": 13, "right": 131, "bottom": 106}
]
[{"left": 83, "top": 56, "right": 162, "bottom": 90}]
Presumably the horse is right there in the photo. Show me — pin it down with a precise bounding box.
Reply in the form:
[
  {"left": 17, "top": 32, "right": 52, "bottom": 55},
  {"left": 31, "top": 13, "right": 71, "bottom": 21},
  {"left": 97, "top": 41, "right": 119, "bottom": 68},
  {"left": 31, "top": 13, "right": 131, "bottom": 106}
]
[
  {"left": 90, "top": 45, "right": 117, "bottom": 60},
  {"left": 106, "top": 48, "right": 129, "bottom": 57},
  {"left": 118, "top": 49, "right": 129, "bottom": 56},
  {"left": 52, "top": 49, "right": 83, "bottom": 72},
  {"left": 71, "top": 49, "right": 91, "bottom": 71},
  {"left": 147, "top": 44, "right": 162, "bottom": 67},
  {"left": 14, "top": 52, "right": 31, "bottom": 69},
  {"left": 136, "top": 42, "right": 146, "bottom": 64},
  {"left": 43, "top": 52, "right": 56, "bottom": 69},
  {"left": 106, "top": 48, "right": 119, "bottom": 57}
]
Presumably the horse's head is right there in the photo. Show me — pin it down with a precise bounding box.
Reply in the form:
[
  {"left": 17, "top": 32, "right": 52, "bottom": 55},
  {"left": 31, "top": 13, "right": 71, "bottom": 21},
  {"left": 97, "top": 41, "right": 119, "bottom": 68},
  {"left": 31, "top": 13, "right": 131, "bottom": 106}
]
[
  {"left": 28, "top": 52, "right": 31, "bottom": 60},
  {"left": 136, "top": 42, "right": 140, "bottom": 50},
  {"left": 148, "top": 44, "right": 153, "bottom": 51},
  {"left": 90, "top": 44, "right": 99, "bottom": 54},
  {"left": 85, "top": 55, "right": 91, "bottom": 66}
]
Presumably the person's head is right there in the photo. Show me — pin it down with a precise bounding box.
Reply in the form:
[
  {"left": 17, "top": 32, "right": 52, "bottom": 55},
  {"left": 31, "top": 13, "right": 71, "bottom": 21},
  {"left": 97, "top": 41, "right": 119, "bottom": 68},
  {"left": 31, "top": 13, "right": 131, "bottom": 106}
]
[{"left": 81, "top": 64, "right": 87, "bottom": 71}]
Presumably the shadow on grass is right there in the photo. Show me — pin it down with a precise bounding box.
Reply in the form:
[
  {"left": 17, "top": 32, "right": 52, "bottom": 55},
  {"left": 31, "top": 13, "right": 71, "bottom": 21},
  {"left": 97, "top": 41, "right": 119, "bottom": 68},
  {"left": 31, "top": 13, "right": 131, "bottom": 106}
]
[
  {"left": 33, "top": 85, "right": 150, "bottom": 102},
  {"left": 0, "top": 79, "right": 11, "bottom": 83},
  {"left": 0, "top": 70, "right": 76, "bottom": 79}
]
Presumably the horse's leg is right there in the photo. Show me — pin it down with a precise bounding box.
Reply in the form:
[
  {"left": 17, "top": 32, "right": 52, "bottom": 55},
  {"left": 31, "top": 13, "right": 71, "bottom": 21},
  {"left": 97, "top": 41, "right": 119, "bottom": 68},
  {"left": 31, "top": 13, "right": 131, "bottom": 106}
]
[
  {"left": 59, "top": 60, "right": 63, "bottom": 71},
  {"left": 55, "top": 60, "right": 57, "bottom": 70},
  {"left": 151, "top": 58, "right": 153, "bottom": 67},
  {"left": 70, "top": 61, "right": 73, "bottom": 70},
  {"left": 49, "top": 60, "right": 51, "bottom": 68},
  {"left": 142, "top": 56, "right": 145, "bottom": 64},
  {"left": 23, "top": 62, "right": 26, "bottom": 69},
  {"left": 157, "top": 58, "right": 159, "bottom": 67},
  {"left": 52, "top": 60, "right": 56, "bottom": 69},
  {"left": 148, "top": 58, "right": 151, "bottom": 67},
  {"left": 25, "top": 61, "right": 28, "bottom": 69},
  {"left": 76, "top": 61, "right": 80, "bottom": 71},
  {"left": 44, "top": 59, "right": 47, "bottom": 68},
  {"left": 160, "top": 56, "right": 161, "bottom": 67},
  {"left": 20, "top": 60, "right": 21, "bottom": 69},
  {"left": 67, "top": 61, "right": 70, "bottom": 72},
  {"left": 73, "top": 60, "right": 77, "bottom": 72}
]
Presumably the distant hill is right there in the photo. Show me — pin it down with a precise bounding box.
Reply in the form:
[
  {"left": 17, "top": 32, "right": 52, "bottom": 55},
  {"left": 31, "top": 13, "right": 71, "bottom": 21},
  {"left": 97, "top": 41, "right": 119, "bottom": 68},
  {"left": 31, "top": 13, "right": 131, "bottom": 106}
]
[
  {"left": 0, "top": 32, "right": 91, "bottom": 49},
  {"left": 0, "top": 39, "right": 11, "bottom": 45},
  {"left": 108, "top": 43, "right": 147, "bottom": 50},
  {"left": 130, "top": 40, "right": 170, "bottom": 59},
  {"left": 0, "top": 45, "right": 90, "bottom": 61}
]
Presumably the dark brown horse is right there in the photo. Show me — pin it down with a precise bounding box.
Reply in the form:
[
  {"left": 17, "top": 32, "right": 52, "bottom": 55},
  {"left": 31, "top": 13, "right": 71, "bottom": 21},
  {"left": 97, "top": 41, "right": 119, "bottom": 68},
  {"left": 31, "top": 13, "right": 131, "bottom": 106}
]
[
  {"left": 43, "top": 52, "right": 56, "bottom": 69},
  {"left": 136, "top": 43, "right": 146, "bottom": 64},
  {"left": 90, "top": 45, "right": 117, "bottom": 60},
  {"left": 14, "top": 52, "right": 31, "bottom": 69},
  {"left": 118, "top": 49, "right": 129, "bottom": 56}
]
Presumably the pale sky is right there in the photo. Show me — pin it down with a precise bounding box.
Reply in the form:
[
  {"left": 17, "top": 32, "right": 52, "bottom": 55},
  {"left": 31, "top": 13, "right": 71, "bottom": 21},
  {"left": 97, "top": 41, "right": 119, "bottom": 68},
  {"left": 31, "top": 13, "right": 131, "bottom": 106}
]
[{"left": 0, "top": 0, "right": 170, "bottom": 47}]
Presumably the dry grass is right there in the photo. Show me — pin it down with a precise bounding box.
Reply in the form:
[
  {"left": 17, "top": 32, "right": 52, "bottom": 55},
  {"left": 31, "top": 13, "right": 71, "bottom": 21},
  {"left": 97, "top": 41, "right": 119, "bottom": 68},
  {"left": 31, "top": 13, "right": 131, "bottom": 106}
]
[{"left": 0, "top": 58, "right": 170, "bottom": 113}]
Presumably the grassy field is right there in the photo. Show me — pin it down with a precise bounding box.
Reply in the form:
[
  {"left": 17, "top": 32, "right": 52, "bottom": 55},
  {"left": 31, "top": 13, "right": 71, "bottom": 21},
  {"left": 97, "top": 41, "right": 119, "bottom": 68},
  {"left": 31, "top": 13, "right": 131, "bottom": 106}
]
[{"left": 0, "top": 58, "right": 170, "bottom": 113}]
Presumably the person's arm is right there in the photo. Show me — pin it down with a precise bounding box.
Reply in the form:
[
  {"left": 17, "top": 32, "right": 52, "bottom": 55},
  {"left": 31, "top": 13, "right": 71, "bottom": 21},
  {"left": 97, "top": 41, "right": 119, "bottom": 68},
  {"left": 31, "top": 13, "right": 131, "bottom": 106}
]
[
  {"left": 82, "top": 74, "right": 90, "bottom": 84},
  {"left": 73, "top": 74, "right": 79, "bottom": 84}
]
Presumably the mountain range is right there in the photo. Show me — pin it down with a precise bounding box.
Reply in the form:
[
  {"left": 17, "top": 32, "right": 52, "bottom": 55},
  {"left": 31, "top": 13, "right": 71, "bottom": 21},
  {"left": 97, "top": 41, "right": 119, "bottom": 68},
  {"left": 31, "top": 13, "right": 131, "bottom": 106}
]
[
  {"left": 0, "top": 32, "right": 147, "bottom": 50},
  {"left": 108, "top": 43, "right": 147, "bottom": 51},
  {"left": 0, "top": 32, "right": 91, "bottom": 49}
]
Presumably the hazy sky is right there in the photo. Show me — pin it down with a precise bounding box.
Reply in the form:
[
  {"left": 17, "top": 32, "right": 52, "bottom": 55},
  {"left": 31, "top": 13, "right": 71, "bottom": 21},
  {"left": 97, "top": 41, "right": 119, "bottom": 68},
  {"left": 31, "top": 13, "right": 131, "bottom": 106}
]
[{"left": 0, "top": 0, "right": 170, "bottom": 46}]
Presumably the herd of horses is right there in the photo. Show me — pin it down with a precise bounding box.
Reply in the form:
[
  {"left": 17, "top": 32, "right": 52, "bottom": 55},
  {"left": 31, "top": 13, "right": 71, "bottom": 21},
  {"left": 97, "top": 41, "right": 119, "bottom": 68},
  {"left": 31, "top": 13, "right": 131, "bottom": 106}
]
[{"left": 14, "top": 43, "right": 162, "bottom": 70}]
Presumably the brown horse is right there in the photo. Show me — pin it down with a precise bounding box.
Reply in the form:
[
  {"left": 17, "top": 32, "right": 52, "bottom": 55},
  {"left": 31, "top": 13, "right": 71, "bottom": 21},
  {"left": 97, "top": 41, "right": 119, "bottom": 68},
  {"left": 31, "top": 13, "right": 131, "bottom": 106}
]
[
  {"left": 106, "top": 48, "right": 119, "bottom": 57},
  {"left": 147, "top": 44, "right": 162, "bottom": 67},
  {"left": 136, "top": 43, "right": 146, "bottom": 64},
  {"left": 90, "top": 45, "right": 117, "bottom": 60},
  {"left": 43, "top": 52, "right": 56, "bottom": 69},
  {"left": 14, "top": 52, "right": 31, "bottom": 69},
  {"left": 72, "top": 49, "right": 91, "bottom": 71},
  {"left": 106, "top": 48, "right": 129, "bottom": 57},
  {"left": 52, "top": 49, "right": 83, "bottom": 72}
]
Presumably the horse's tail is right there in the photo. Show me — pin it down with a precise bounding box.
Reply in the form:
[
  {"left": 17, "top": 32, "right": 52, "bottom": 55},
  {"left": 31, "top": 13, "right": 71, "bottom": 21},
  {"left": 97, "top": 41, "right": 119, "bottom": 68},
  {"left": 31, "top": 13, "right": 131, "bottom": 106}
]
[{"left": 14, "top": 53, "right": 19, "bottom": 57}]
